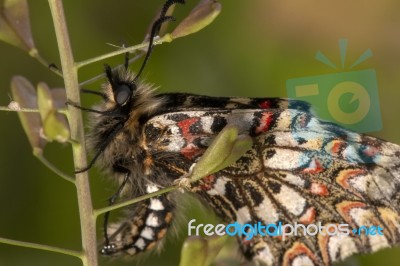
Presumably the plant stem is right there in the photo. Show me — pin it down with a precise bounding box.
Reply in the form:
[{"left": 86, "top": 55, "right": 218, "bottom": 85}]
[
  {"left": 75, "top": 35, "right": 172, "bottom": 69},
  {"left": 34, "top": 152, "right": 75, "bottom": 184},
  {"left": 0, "top": 105, "right": 68, "bottom": 115},
  {"left": 94, "top": 185, "right": 178, "bottom": 218},
  {"left": 29, "top": 48, "right": 64, "bottom": 78},
  {"left": 0, "top": 237, "right": 82, "bottom": 259},
  {"left": 79, "top": 53, "right": 143, "bottom": 87},
  {"left": 76, "top": 43, "right": 147, "bottom": 69},
  {"left": 48, "top": 1, "right": 97, "bottom": 266}
]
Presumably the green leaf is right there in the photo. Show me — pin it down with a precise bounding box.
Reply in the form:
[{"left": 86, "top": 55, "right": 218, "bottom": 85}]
[
  {"left": 37, "top": 82, "right": 54, "bottom": 121},
  {"left": 37, "top": 82, "right": 69, "bottom": 143},
  {"left": 10, "top": 76, "right": 46, "bottom": 153},
  {"left": 171, "top": 0, "right": 222, "bottom": 40},
  {"left": 179, "top": 235, "right": 229, "bottom": 266},
  {"left": 189, "top": 125, "right": 253, "bottom": 182},
  {"left": 10, "top": 77, "right": 69, "bottom": 152},
  {"left": 179, "top": 236, "right": 208, "bottom": 266},
  {"left": 203, "top": 235, "right": 229, "bottom": 266},
  {"left": 0, "top": 0, "right": 36, "bottom": 52},
  {"left": 50, "top": 88, "right": 68, "bottom": 109}
]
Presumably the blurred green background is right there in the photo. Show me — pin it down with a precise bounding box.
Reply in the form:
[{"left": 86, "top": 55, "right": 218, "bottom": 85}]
[{"left": 1, "top": 0, "right": 400, "bottom": 265}]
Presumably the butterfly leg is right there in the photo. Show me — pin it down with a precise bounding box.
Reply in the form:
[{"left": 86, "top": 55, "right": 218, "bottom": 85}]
[
  {"left": 103, "top": 170, "right": 131, "bottom": 247},
  {"left": 101, "top": 183, "right": 175, "bottom": 256}
]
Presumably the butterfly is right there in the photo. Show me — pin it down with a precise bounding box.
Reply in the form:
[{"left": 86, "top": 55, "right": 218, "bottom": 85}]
[{"left": 72, "top": 0, "right": 400, "bottom": 265}]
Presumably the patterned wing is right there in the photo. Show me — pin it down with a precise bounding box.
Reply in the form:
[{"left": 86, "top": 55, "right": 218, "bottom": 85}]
[
  {"left": 99, "top": 97, "right": 298, "bottom": 256},
  {"left": 144, "top": 105, "right": 400, "bottom": 266}
]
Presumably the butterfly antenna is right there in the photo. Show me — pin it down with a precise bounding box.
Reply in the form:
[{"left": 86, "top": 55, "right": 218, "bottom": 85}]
[
  {"left": 124, "top": 52, "right": 129, "bottom": 71},
  {"left": 133, "top": 0, "right": 185, "bottom": 83},
  {"left": 104, "top": 64, "right": 116, "bottom": 87}
]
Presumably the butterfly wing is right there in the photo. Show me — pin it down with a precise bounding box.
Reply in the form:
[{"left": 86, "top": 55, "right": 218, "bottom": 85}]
[{"left": 144, "top": 104, "right": 400, "bottom": 265}]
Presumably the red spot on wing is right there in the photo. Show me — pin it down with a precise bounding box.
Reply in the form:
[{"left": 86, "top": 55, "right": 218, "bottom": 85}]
[
  {"left": 318, "top": 223, "right": 344, "bottom": 265},
  {"left": 336, "top": 201, "right": 367, "bottom": 226},
  {"left": 199, "top": 175, "right": 216, "bottom": 191},
  {"left": 255, "top": 111, "right": 274, "bottom": 134},
  {"left": 299, "top": 207, "right": 317, "bottom": 224},
  {"left": 181, "top": 144, "right": 204, "bottom": 160},
  {"left": 177, "top": 118, "right": 202, "bottom": 160},
  {"left": 330, "top": 140, "right": 344, "bottom": 155},
  {"left": 336, "top": 169, "right": 365, "bottom": 190},
  {"left": 259, "top": 100, "right": 271, "bottom": 109},
  {"left": 283, "top": 242, "right": 317, "bottom": 266},
  {"left": 177, "top": 117, "right": 200, "bottom": 139},
  {"left": 302, "top": 159, "right": 324, "bottom": 174},
  {"left": 318, "top": 232, "right": 330, "bottom": 265},
  {"left": 310, "top": 183, "right": 329, "bottom": 196},
  {"left": 363, "top": 145, "right": 379, "bottom": 157}
]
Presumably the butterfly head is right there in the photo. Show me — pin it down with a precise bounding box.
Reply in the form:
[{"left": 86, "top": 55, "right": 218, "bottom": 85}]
[{"left": 104, "top": 64, "right": 136, "bottom": 108}]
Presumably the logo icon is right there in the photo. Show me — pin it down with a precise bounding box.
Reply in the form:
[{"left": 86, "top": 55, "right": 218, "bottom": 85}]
[{"left": 286, "top": 39, "right": 382, "bottom": 132}]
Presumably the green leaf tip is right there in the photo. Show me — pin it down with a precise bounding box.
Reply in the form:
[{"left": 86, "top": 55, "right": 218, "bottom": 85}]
[
  {"left": 37, "top": 83, "right": 70, "bottom": 143},
  {"left": 0, "top": 0, "right": 36, "bottom": 51},
  {"left": 171, "top": 0, "right": 222, "bottom": 40},
  {"left": 179, "top": 235, "right": 229, "bottom": 266},
  {"left": 179, "top": 236, "right": 208, "bottom": 266},
  {"left": 11, "top": 76, "right": 46, "bottom": 152}
]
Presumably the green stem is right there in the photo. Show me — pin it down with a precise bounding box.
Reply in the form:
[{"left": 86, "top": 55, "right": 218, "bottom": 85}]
[
  {"left": 0, "top": 105, "right": 68, "bottom": 115},
  {"left": 94, "top": 185, "right": 177, "bottom": 218},
  {"left": 48, "top": 1, "right": 97, "bottom": 266},
  {"left": 0, "top": 237, "right": 82, "bottom": 259},
  {"left": 34, "top": 152, "right": 75, "bottom": 184},
  {"left": 79, "top": 54, "right": 143, "bottom": 87},
  {"left": 76, "top": 43, "right": 146, "bottom": 69},
  {"left": 29, "top": 48, "right": 64, "bottom": 78},
  {"left": 76, "top": 34, "right": 172, "bottom": 69}
]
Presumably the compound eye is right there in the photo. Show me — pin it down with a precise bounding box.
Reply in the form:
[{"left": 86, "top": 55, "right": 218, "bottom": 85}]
[{"left": 115, "top": 84, "right": 131, "bottom": 106}]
